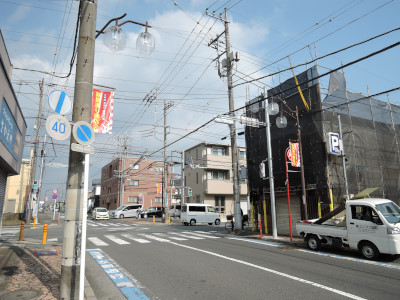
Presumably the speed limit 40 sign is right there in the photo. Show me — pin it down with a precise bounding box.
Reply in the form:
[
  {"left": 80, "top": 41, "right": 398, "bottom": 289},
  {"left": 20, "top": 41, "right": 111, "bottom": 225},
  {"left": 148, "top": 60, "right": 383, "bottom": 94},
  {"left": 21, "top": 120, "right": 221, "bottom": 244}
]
[{"left": 46, "top": 114, "right": 71, "bottom": 140}]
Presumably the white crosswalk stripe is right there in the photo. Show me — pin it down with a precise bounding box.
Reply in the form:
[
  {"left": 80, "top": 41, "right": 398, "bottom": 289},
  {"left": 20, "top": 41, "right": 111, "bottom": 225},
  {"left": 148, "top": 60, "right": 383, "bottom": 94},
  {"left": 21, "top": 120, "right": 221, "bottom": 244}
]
[
  {"left": 169, "top": 232, "right": 205, "bottom": 239},
  {"left": 105, "top": 235, "right": 130, "bottom": 245},
  {"left": 121, "top": 234, "right": 151, "bottom": 243},
  {"left": 182, "top": 231, "right": 220, "bottom": 239},
  {"left": 137, "top": 234, "right": 170, "bottom": 242},
  {"left": 87, "top": 231, "right": 219, "bottom": 247},
  {"left": 154, "top": 233, "right": 188, "bottom": 241},
  {"left": 88, "top": 237, "right": 109, "bottom": 246}
]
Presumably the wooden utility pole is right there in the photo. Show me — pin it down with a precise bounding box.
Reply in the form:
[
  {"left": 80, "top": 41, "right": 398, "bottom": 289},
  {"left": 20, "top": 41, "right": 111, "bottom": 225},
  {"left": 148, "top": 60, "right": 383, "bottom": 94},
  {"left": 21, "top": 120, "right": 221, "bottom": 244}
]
[{"left": 60, "top": 1, "right": 97, "bottom": 298}]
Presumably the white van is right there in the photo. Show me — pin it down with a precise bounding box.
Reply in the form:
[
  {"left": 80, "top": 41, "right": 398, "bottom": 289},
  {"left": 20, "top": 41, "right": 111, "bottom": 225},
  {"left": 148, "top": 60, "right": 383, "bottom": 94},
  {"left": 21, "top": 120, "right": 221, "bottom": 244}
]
[
  {"left": 181, "top": 203, "right": 221, "bottom": 226},
  {"left": 110, "top": 204, "right": 143, "bottom": 219}
]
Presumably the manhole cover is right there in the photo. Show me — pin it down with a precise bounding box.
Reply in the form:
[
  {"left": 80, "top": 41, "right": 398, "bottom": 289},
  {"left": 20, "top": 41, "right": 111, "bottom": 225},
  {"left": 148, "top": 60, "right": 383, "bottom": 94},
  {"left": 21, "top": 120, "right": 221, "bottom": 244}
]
[{"left": 0, "top": 290, "right": 40, "bottom": 300}]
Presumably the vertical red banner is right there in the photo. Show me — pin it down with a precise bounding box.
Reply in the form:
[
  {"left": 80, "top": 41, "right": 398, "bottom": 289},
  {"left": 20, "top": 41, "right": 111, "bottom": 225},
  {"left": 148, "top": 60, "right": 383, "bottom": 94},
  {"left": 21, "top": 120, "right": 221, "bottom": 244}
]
[
  {"left": 91, "top": 89, "right": 114, "bottom": 134},
  {"left": 289, "top": 142, "right": 300, "bottom": 167}
]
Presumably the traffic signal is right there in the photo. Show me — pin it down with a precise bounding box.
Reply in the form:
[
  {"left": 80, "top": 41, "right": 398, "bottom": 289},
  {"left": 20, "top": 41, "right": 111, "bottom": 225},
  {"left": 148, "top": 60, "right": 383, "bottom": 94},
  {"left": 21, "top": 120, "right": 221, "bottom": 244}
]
[
  {"left": 33, "top": 180, "right": 38, "bottom": 189},
  {"left": 188, "top": 188, "right": 192, "bottom": 196}
]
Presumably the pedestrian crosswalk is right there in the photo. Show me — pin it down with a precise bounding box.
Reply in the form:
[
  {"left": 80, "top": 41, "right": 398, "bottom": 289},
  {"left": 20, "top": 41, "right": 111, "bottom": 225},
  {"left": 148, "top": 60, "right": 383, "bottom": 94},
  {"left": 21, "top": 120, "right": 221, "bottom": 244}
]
[
  {"left": 87, "top": 220, "right": 140, "bottom": 228},
  {"left": 87, "top": 231, "right": 220, "bottom": 247}
]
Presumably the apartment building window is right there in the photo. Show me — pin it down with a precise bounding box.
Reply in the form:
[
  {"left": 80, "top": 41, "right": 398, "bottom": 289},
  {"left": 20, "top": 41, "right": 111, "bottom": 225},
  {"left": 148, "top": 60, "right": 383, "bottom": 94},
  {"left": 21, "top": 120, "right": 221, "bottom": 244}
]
[
  {"left": 130, "top": 164, "right": 139, "bottom": 170},
  {"left": 109, "top": 165, "right": 112, "bottom": 177},
  {"left": 128, "top": 196, "right": 139, "bottom": 203},
  {"left": 215, "top": 196, "right": 225, "bottom": 213},
  {"left": 196, "top": 172, "right": 199, "bottom": 184},
  {"left": 155, "top": 197, "right": 162, "bottom": 203},
  {"left": 207, "top": 170, "right": 227, "bottom": 180},
  {"left": 239, "top": 150, "right": 246, "bottom": 160},
  {"left": 212, "top": 147, "right": 225, "bottom": 156},
  {"left": 107, "top": 187, "right": 111, "bottom": 194},
  {"left": 129, "top": 179, "right": 139, "bottom": 186}
]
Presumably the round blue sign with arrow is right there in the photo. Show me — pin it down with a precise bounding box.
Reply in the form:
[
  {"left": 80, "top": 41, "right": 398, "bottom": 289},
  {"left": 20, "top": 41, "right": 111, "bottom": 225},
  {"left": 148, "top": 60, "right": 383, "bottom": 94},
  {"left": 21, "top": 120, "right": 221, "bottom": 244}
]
[{"left": 72, "top": 121, "right": 95, "bottom": 146}]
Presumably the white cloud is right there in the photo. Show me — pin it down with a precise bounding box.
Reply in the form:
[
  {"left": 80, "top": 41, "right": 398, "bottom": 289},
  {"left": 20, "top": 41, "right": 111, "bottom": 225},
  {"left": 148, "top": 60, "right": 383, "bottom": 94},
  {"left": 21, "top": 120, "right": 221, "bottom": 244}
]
[{"left": 8, "top": 4, "right": 31, "bottom": 24}]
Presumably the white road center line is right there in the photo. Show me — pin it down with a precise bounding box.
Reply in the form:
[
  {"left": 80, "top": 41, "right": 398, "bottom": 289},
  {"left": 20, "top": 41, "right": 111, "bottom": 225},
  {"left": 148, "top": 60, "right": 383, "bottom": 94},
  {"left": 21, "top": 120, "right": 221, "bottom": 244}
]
[{"left": 166, "top": 241, "right": 366, "bottom": 300}]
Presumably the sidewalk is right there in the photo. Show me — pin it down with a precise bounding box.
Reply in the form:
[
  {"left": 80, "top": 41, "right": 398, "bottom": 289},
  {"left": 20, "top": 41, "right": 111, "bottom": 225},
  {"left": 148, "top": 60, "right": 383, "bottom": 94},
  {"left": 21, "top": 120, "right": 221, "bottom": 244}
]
[{"left": 0, "top": 211, "right": 96, "bottom": 300}]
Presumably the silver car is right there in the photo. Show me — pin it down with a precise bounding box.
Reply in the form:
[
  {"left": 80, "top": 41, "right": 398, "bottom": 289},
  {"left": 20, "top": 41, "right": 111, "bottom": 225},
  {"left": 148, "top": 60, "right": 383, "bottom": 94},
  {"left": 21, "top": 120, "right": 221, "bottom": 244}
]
[{"left": 91, "top": 207, "right": 109, "bottom": 220}]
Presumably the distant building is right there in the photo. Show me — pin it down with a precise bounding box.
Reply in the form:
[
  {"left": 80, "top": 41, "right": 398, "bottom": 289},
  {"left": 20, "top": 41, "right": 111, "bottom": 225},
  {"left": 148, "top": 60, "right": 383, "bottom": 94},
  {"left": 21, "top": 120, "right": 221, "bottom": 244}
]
[
  {"left": 99, "top": 157, "right": 165, "bottom": 211},
  {"left": 0, "top": 30, "right": 27, "bottom": 227},
  {"left": 184, "top": 142, "right": 247, "bottom": 216},
  {"left": 4, "top": 159, "right": 30, "bottom": 215}
]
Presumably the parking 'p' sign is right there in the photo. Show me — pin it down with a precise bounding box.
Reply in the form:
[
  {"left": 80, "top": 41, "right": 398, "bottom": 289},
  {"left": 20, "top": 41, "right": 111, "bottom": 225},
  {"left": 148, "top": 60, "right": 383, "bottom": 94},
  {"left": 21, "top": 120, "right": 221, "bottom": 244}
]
[
  {"left": 48, "top": 90, "right": 72, "bottom": 115},
  {"left": 46, "top": 114, "right": 71, "bottom": 141},
  {"left": 73, "top": 121, "right": 95, "bottom": 145}
]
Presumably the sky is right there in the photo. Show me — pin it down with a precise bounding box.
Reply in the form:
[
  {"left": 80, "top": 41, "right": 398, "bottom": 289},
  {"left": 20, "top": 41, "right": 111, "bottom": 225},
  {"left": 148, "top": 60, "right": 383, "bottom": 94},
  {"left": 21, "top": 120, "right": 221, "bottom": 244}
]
[{"left": 0, "top": 0, "right": 399, "bottom": 203}]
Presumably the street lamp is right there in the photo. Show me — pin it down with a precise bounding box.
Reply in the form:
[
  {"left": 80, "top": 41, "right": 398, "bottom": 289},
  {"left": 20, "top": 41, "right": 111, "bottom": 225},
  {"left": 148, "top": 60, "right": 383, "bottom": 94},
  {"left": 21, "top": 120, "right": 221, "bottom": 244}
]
[
  {"left": 275, "top": 105, "right": 308, "bottom": 220},
  {"left": 96, "top": 14, "right": 155, "bottom": 54},
  {"left": 264, "top": 96, "right": 279, "bottom": 239}
]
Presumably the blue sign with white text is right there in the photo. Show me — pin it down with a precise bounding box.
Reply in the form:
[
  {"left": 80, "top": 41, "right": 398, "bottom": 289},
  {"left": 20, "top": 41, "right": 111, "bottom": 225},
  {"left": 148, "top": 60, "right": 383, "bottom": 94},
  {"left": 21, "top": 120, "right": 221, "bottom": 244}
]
[{"left": 0, "top": 98, "right": 22, "bottom": 160}]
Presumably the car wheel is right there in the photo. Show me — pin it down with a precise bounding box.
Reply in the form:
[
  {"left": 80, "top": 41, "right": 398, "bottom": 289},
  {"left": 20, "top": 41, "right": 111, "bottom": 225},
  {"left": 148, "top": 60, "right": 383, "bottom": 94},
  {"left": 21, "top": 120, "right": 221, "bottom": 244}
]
[
  {"left": 360, "top": 241, "right": 380, "bottom": 260},
  {"left": 215, "top": 219, "right": 221, "bottom": 225},
  {"left": 190, "top": 219, "right": 196, "bottom": 226},
  {"left": 306, "top": 235, "right": 321, "bottom": 251},
  {"left": 119, "top": 214, "right": 124, "bottom": 219}
]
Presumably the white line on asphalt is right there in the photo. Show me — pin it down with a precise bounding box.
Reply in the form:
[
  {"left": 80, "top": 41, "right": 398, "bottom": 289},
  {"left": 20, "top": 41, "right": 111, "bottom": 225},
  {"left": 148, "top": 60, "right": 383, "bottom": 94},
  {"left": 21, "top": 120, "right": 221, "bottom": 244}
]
[
  {"left": 166, "top": 241, "right": 366, "bottom": 300},
  {"left": 105, "top": 235, "right": 130, "bottom": 245},
  {"left": 88, "top": 237, "right": 109, "bottom": 246},
  {"left": 169, "top": 232, "right": 205, "bottom": 239},
  {"left": 121, "top": 234, "right": 151, "bottom": 244},
  {"left": 194, "top": 231, "right": 212, "bottom": 234},
  {"left": 298, "top": 249, "right": 400, "bottom": 270},
  {"left": 227, "top": 237, "right": 282, "bottom": 247},
  {"left": 182, "top": 231, "right": 220, "bottom": 238},
  {"left": 153, "top": 233, "right": 188, "bottom": 241},
  {"left": 138, "top": 234, "right": 170, "bottom": 242}
]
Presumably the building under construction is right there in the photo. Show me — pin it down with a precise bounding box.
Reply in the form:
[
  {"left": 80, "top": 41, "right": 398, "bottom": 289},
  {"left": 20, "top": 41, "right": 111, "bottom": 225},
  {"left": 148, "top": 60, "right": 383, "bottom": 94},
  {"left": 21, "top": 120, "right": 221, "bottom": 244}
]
[{"left": 245, "top": 66, "right": 400, "bottom": 235}]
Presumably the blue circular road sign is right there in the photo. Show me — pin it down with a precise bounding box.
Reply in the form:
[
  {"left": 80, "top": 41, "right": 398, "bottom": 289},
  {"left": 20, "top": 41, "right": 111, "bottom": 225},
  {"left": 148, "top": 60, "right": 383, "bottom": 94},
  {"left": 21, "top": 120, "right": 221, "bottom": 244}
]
[
  {"left": 52, "top": 194, "right": 58, "bottom": 200},
  {"left": 73, "top": 121, "right": 95, "bottom": 145}
]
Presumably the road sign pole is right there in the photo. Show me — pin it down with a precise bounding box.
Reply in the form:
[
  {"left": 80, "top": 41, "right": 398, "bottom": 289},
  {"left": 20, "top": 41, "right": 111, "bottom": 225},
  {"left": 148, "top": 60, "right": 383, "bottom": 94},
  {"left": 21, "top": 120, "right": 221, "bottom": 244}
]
[
  {"left": 60, "top": 1, "right": 97, "bottom": 298},
  {"left": 79, "top": 153, "right": 89, "bottom": 300}
]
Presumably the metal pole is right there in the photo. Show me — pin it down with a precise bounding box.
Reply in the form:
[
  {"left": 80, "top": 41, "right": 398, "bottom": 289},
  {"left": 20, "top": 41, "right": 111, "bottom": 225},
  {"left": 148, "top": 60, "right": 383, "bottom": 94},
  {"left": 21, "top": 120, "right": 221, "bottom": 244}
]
[
  {"left": 60, "top": 1, "right": 97, "bottom": 298},
  {"left": 79, "top": 153, "right": 89, "bottom": 300},
  {"left": 36, "top": 134, "right": 47, "bottom": 222},
  {"left": 224, "top": 8, "right": 242, "bottom": 230},
  {"left": 338, "top": 115, "right": 350, "bottom": 200},
  {"left": 163, "top": 100, "right": 169, "bottom": 223},
  {"left": 265, "top": 105, "right": 277, "bottom": 239},
  {"left": 181, "top": 151, "right": 185, "bottom": 205},
  {"left": 296, "top": 106, "right": 308, "bottom": 220},
  {"left": 285, "top": 147, "right": 293, "bottom": 241}
]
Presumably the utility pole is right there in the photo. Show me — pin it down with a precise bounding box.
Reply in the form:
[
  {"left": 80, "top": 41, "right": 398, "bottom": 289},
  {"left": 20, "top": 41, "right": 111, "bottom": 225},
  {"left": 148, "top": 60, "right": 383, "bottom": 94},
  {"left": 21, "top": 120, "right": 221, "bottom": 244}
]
[
  {"left": 207, "top": 8, "right": 241, "bottom": 230},
  {"left": 60, "top": 1, "right": 97, "bottom": 299},
  {"left": 181, "top": 151, "right": 185, "bottom": 204},
  {"left": 119, "top": 135, "right": 128, "bottom": 207},
  {"left": 36, "top": 134, "right": 47, "bottom": 219},
  {"left": 26, "top": 78, "right": 44, "bottom": 224},
  {"left": 163, "top": 99, "right": 169, "bottom": 223}
]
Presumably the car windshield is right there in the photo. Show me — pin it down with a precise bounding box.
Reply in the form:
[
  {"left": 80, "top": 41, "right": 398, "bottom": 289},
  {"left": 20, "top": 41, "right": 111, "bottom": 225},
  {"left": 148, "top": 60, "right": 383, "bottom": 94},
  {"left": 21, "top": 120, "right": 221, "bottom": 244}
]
[
  {"left": 116, "top": 206, "right": 126, "bottom": 211},
  {"left": 146, "top": 208, "right": 156, "bottom": 212},
  {"left": 376, "top": 202, "right": 400, "bottom": 224},
  {"left": 97, "top": 208, "right": 107, "bottom": 212}
]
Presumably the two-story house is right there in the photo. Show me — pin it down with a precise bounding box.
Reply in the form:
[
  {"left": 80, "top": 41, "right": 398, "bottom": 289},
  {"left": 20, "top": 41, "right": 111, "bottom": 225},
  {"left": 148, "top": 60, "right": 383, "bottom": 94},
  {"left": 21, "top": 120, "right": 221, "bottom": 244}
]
[{"left": 184, "top": 142, "right": 247, "bottom": 216}]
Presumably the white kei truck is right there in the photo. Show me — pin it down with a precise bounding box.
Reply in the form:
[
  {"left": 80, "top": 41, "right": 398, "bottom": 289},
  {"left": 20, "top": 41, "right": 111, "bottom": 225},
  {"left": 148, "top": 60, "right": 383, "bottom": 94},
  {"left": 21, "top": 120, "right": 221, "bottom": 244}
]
[{"left": 296, "top": 198, "right": 400, "bottom": 260}]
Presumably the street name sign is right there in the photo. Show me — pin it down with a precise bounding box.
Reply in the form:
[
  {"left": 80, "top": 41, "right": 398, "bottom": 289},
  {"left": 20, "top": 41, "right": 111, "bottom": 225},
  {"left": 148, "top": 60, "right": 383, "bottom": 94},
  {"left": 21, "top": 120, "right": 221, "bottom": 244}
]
[{"left": 71, "top": 143, "right": 95, "bottom": 154}]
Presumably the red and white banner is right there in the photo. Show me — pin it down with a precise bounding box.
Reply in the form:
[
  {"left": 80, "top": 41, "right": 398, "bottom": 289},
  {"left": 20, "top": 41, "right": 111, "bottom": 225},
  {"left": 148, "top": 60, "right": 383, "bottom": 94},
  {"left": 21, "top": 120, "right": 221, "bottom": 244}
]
[
  {"left": 288, "top": 142, "right": 300, "bottom": 167},
  {"left": 91, "top": 89, "right": 114, "bottom": 134}
]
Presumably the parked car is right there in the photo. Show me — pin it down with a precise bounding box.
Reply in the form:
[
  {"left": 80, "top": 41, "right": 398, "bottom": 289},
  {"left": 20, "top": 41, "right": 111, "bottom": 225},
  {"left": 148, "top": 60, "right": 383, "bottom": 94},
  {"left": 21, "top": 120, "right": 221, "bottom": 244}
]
[
  {"left": 110, "top": 204, "right": 143, "bottom": 219},
  {"left": 169, "top": 204, "right": 181, "bottom": 218},
  {"left": 181, "top": 203, "right": 221, "bottom": 226},
  {"left": 140, "top": 207, "right": 163, "bottom": 218},
  {"left": 91, "top": 207, "right": 109, "bottom": 220}
]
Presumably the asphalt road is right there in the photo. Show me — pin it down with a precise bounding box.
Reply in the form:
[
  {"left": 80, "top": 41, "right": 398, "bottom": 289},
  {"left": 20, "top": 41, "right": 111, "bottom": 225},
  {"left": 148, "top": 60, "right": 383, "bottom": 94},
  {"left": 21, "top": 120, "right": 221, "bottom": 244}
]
[{"left": 19, "top": 216, "right": 400, "bottom": 299}]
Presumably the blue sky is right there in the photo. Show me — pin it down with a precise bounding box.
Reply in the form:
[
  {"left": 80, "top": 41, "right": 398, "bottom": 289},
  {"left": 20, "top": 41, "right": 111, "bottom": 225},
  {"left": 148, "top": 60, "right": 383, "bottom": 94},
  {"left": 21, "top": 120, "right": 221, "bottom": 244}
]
[{"left": 1, "top": 0, "right": 399, "bottom": 201}]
